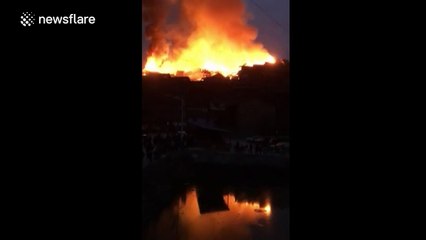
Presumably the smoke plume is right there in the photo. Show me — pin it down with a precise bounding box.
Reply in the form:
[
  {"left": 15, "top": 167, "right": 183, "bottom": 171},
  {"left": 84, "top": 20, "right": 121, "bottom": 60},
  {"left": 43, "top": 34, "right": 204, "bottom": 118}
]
[{"left": 142, "top": 0, "right": 274, "bottom": 79}]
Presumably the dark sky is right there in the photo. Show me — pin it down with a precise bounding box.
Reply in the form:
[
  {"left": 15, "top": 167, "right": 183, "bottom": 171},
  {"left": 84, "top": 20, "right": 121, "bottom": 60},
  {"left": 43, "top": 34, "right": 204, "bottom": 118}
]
[
  {"left": 142, "top": 0, "right": 289, "bottom": 62},
  {"left": 244, "top": 0, "right": 289, "bottom": 59}
]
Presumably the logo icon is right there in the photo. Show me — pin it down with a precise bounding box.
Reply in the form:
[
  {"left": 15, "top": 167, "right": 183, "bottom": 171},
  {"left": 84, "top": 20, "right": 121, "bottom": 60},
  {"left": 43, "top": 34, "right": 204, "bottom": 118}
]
[{"left": 21, "top": 12, "right": 36, "bottom": 27}]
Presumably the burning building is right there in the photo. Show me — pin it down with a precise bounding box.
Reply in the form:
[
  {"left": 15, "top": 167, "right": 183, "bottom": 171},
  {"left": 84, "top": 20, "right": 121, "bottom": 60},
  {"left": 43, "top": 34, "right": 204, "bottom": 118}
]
[
  {"left": 142, "top": 0, "right": 289, "bottom": 147},
  {"left": 142, "top": 60, "right": 289, "bottom": 138},
  {"left": 142, "top": 0, "right": 277, "bottom": 80}
]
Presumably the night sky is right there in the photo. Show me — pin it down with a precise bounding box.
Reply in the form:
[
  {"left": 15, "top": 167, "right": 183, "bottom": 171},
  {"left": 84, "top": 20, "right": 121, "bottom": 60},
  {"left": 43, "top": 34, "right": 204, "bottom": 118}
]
[
  {"left": 244, "top": 0, "right": 289, "bottom": 59},
  {"left": 142, "top": 0, "right": 289, "bottom": 62}
]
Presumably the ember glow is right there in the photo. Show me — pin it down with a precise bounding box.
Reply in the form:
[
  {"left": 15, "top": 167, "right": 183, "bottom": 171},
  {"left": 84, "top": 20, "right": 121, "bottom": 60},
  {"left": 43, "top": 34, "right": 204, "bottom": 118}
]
[{"left": 142, "top": 0, "right": 276, "bottom": 80}]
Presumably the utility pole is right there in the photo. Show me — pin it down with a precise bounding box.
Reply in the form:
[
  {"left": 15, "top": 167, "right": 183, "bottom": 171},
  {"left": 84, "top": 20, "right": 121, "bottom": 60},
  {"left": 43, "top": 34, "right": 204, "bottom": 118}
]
[
  {"left": 164, "top": 94, "right": 185, "bottom": 133},
  {"left": 180, "top": 97, "right": 185, "bottom": 133}
]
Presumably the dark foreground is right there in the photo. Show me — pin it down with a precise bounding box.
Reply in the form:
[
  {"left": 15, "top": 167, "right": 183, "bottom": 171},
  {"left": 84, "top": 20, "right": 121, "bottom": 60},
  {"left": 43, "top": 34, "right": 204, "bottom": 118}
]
[{"left": 142, "top": 153, "right": 289, "bottom": 240}]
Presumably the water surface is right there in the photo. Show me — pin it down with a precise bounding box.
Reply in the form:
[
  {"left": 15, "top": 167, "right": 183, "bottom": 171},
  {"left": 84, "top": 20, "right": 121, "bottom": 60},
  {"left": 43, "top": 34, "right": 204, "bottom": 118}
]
[{"left": 144, "top": 187, "right": 288, "bottom": 240}]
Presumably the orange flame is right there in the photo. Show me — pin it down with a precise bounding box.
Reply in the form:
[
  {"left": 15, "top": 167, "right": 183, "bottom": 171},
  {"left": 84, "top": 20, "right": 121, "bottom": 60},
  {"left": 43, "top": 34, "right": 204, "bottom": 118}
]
[
  {"left": 143, "top": 40, "right": 276, "bottom": 79},
  {"left": 142, "top": 0, "right": 276, "bottom": 80}
]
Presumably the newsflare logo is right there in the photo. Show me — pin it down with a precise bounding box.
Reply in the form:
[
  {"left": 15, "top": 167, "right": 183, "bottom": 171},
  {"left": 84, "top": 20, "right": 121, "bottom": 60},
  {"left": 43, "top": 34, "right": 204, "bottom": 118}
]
[
  {"left": 21, "top": 12, "right": 36, "bottom": 26},
  {"left": 20, "top": 12, "right": 96, "bottom": 27}
]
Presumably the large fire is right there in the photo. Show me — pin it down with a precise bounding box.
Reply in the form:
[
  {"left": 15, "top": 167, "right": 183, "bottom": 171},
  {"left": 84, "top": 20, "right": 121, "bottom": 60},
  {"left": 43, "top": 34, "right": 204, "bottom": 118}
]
[{"left": 142, "top": 0, "right": 276, "bottom": 80}]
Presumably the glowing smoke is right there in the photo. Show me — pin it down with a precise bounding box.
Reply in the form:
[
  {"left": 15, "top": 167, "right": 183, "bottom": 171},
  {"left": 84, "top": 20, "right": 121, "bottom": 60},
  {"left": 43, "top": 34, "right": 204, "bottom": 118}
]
[{"left": 142, "top": 0, "right": 276, "bottom": 79}]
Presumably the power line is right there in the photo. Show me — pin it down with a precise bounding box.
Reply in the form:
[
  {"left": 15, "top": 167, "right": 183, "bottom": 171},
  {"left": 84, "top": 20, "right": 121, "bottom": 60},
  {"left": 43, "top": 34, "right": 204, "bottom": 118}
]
[{"left": 247, "top": 0, "right": 285, "bottom": 32}]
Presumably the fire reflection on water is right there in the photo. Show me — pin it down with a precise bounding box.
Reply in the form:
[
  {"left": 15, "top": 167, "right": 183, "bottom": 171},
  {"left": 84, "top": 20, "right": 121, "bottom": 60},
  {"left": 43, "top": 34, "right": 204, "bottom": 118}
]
[
  {"left": 223, "top": 193, "right": 271, "bottom": 216},
  {"left": 144, "top": 189, "right": 273, "bottom": 240}
]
